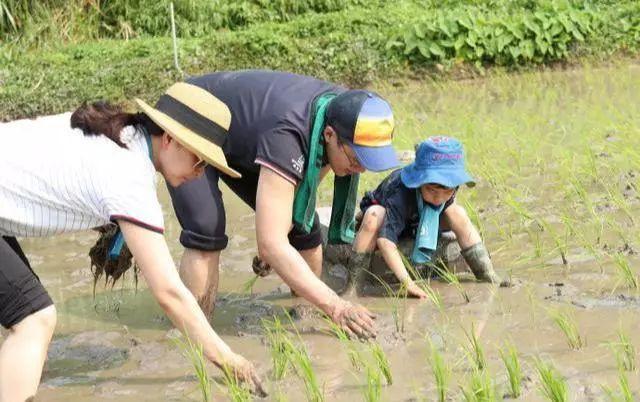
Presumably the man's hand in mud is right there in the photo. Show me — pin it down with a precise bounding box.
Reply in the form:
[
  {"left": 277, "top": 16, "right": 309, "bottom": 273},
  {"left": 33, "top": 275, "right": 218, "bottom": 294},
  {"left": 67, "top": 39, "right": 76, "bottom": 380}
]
[
  {"left": 330, "top": 300, "right": 377, "bottom": 339},
  {"left": 252, "top": 256, "right": 272, "bottom": 277},
  {"left": 222, "top": 353, "right": 268, "bottom": 397},
  {"left": 405, "top": 281, "right": 429, "bottom": 300}
]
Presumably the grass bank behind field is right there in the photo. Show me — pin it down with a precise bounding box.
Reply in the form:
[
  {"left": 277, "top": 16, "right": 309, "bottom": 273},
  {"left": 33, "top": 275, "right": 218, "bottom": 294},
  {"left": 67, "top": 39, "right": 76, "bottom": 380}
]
[{"left": 1, "top": 0, "right": 639, "bottom": 120}]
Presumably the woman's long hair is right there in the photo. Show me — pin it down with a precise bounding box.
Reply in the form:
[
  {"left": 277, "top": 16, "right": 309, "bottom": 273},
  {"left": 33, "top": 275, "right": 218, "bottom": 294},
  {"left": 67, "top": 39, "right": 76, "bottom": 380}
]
[
  {"left": 71, "top": 101, "right": 162, "bottom": 147},
  {"left": 71, "top": 101, "right": 163, "bottom": 289}
]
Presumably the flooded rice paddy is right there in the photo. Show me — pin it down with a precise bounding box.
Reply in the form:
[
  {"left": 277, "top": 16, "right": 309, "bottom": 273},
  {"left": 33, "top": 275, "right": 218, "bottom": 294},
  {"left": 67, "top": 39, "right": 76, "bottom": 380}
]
[{"left": 7, "top": 64, "right": 640, "bottom": 401}]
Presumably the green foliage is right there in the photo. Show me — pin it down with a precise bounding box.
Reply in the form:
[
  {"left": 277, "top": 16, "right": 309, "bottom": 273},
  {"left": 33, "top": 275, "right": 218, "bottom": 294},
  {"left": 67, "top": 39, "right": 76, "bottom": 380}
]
[
  {"left": 0, "top": 0, "right": 375, "bottom": 44},
  {"left": 1, "top": 1, "right": 640, "bottom": 120},
  {"left": 390, "top": 5, "right": 596, "bottom": 66}
]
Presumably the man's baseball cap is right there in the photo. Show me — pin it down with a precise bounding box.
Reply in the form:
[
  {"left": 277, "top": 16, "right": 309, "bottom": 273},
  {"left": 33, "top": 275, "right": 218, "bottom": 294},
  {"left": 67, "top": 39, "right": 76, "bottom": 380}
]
[{"left": 326, "top": 90, "right": 399, "bottom": 172}]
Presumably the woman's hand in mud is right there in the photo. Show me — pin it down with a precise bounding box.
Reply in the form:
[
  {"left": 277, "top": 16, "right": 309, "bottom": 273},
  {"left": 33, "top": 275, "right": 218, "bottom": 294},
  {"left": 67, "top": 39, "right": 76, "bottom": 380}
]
[
  {"left": 330, "top": 300, "right": 377, "bottom": 339},
  {"left": 222, "top": 353, "right": 268, "bottom": 397},
  {"left": 405, "top": 281, "right": 429, "bottom": 300}
]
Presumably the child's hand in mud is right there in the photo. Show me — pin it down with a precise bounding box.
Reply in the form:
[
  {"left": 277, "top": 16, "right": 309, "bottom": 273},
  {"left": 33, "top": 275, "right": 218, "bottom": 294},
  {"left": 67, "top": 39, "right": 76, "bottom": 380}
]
[
  {"left": 252, "top": 256, "right": 272, "bottom": 277},
  {"left": 330, "top": 300, "right": 377, "bottom": 339},
  {"left": 406, "top": 281, "right": 429, "bottom": 300},
  {"left": 223, "top": 353, "right": 268, "bottom": 397}
]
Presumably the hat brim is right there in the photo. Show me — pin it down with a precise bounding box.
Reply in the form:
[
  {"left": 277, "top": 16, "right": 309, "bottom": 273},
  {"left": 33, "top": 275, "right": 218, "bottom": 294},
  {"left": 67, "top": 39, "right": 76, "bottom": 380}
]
[
  {"left": 135, "top": 98, "right": 241, "bottom": 179},
  {"left": 400, "top": 163, "right": 475, "bottom": 188},
  {"left": 350, "top": 143, "right": 400, "bottom": 172}
]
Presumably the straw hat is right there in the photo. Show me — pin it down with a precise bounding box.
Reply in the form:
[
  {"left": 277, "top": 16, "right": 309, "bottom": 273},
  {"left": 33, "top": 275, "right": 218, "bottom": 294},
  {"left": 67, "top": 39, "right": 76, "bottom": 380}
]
[{"left": 135, "top": 82, "right": 241, "bottom": 178}]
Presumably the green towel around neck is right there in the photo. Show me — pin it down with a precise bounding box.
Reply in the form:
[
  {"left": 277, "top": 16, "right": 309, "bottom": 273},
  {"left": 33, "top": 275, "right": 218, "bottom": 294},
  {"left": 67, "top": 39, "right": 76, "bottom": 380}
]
[
  {"left": 292, "top": 92, "right": 359, "bottom": 245},
  {"left": 411, "top": 190, "right": 446, "bottom": 264}
]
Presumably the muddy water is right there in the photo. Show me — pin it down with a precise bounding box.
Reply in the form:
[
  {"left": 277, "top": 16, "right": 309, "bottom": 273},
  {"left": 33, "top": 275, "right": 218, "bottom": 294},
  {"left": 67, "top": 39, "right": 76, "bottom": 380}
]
[{"left": 7, "top": 64, "right": 640, "bottom": 401}]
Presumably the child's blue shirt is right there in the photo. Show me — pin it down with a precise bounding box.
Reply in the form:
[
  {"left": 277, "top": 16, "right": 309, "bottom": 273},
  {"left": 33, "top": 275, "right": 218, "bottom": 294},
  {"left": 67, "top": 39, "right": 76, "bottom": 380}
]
[{"left": 359, "top": 169, "right": 456, "bottom": 243}]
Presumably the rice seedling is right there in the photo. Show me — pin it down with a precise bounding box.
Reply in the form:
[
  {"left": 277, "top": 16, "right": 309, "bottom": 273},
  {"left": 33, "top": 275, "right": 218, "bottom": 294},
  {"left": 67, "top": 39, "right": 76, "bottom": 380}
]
[
  {"left": 366, "top": 269, "right": 408, "bottom": 334},
  {"left": 323, "top": 316, "right": 364, "bottom": 371},
  {"left": 222, "top": 363, "right": 252, "bottom": 402},
  {"left": 609, "top": 329, "right": 636, "bottom": 372},
  {"left": 613, "top": 253, "right": 638, "bottom": 291},
  {"left": 429, "top": 340, "right": 451, "bottom": 402},
  {"left": 369, "top": 342, "right": 393, "bottom": 385},
  {"left": 602, "top": 369, "right": 633, "bottom": 402},
  {"left": 431, "top": 261, "right": 470, "bottom": 303},
  {"left": 548, "top": 308, "right": 585, "bottom": 350},
  {"left": 400, "top": 252, "right": 444, "bottom": 310},
  {"left": 499, "top": 342, "right": 523, "bottom": 398},
  {"left": 172, "top": 334, "right": 212, "bottom": 402},
  {"left": 262, "top": 316, "right": 294, "bottom": 380},
  {"left": 282, "top": 310, "right": 324, "bottom": 402},
  {"left": 363, "top": 362, "right": 383, "bottom": 402},
  {"left": 463, "top": 323, "right": 486, "bottom": 371},
  {"left": 289, "top": 343, "right": 324, "bottom": 402},
  {"left": 534, "top": 358, "right": 568, "bottom": 402},
  {"left": 460, "top": 368, "right": 497, "bottom": 402}
]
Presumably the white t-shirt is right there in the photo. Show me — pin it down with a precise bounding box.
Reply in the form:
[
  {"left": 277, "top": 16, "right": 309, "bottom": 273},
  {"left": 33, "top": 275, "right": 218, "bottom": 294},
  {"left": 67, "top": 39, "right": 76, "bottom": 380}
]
[{"left": 0, "top": 113, "right": 164, "bottom": 237}]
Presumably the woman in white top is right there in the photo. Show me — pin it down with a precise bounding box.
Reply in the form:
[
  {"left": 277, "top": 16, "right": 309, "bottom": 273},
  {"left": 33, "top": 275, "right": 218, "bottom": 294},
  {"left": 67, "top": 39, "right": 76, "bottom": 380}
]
[{"left": 0, "top": 83, "right": 265, "bottom": 400}]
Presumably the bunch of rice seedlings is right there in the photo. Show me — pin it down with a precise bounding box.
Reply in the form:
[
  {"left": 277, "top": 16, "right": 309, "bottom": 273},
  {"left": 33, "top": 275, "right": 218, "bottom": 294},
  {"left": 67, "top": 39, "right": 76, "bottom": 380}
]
[
  {"left": 222, "top": 363, "right": 252, "bottom": 402},
  {"left": 429, "top": 341, "right": 451, "bottom": 402},
  {"left": 283, "top": 311, "right": 324, "bottom": 402},
  {"left": 499, "top": 343, "right": 523, "bottom": 398},
  {"left": 613, "top": 253, "right": 639, "bottom": 290},
  {"left": 548, "top": 309, "right": 585, "bottom": 350},
  {"left": 535, "top": 358, "right": 568, "bottom": 402},
  {"left": 262, "top": 316, "right": 294, "bottom": 380},
  {"left": 460, "top": 369, "right": 497, "bottom": 402},
  {"left": 363, "top": 363, "right": 383, "bottom": 402},
  {"left": 431, "top": 261, "right": 470, "bottom": 303},
  {"left": 602, "top": 368, "right": 634, "bottom": 402},
  {"left": 369, "top": 342, "right": 393, "bottom": 385},
  {"left": 612, "top": 330, "right": 637, "bottom": 372},
  {"left": 172, "top": 334, "right": 212, "bottom": 402},
  {"left": 366, "top": 269, "right": 407, "bottom": 334},
  {"left": 400, "top": 252, "right": 444, "bottom": 310},
  {"left": 290, "top": 343, "right": 324, "bottom": 402},
  {"left": 463, "top": 323, "right": 486, "bottom": 371},
  {"left": 323, "top": 316, "right": 364, "bottom": 371}
]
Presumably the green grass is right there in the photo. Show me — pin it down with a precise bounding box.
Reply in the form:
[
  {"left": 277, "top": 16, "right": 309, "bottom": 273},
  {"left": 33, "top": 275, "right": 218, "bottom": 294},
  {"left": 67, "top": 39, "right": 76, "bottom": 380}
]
[
  {"left": 535, "top": 358, "right": 568, "bottom": 402},
  {"left": 3, "top": 1, "right": 640, "bottom": 120},
  {"left": 602, "top": 369, "right": 634, "bottom": 402},
  {"left": 548, "top": 309, "right": 585, "bottom": 350},
  {"left": 499, "top": 343, "right": 523, "bottom": 398}
]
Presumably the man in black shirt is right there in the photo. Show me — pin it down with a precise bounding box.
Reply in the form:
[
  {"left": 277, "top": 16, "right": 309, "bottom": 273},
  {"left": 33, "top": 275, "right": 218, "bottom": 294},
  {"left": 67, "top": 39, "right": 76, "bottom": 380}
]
[{"left": 167, "top": 70, "right": 399, "bottom": 338}]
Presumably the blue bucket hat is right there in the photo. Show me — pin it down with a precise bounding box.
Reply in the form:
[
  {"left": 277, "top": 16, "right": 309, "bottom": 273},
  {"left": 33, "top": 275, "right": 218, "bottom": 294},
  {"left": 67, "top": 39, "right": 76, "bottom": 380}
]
[{"left": 400, "top": 136, "right": 475, "bottom": 188}]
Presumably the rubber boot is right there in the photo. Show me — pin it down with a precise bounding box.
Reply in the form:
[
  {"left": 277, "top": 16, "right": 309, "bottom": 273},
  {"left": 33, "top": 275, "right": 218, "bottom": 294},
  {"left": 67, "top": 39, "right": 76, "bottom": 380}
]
[
  {"left": 344, "top": 251, "right": 373, "bottom": 296},
  {"left": 460, "top": 242, "right": 502, "bottom": 284}
]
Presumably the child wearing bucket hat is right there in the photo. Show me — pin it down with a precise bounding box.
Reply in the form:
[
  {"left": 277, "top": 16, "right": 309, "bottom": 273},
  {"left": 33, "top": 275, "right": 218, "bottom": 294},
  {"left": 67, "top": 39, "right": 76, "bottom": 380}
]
[{"left": 351, "top": 136, "right": 501, "bottom": 299}]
